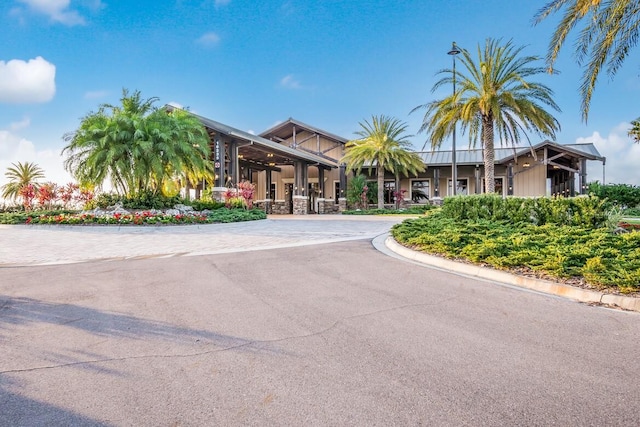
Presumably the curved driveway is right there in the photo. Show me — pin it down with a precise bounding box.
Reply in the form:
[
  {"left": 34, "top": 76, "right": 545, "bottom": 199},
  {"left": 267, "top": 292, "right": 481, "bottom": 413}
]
[
  {"left": 0, "top": 216, "right": 403, "bottom": 266},
  {"left": 1, "top": 216, "right": 639, "bottom": 426}
]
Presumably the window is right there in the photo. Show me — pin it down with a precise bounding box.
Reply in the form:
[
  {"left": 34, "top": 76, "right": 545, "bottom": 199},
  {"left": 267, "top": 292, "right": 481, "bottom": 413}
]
[
  {"left": 270, "top": 183, "right": 276, "bottom": 200},
  {"left": 447, "top": 178, "right": 468, "bottom": 196},
  {"left": 334, "top": 181, "right": 340, "bottom": 203},
  {"left": 411, "top": 180, "right": 430, "bottom": 203}
]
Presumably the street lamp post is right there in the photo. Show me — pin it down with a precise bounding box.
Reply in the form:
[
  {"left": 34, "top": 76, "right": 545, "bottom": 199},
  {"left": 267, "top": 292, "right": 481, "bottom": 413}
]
[{"left": 448, "top": 41, "right": 461, "bottom": 195}]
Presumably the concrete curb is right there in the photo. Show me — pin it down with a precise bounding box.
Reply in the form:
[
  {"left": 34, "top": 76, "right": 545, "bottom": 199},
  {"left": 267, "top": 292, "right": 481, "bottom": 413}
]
[{"left": 385, "top": 236, "right": 640, "bottom": 313}]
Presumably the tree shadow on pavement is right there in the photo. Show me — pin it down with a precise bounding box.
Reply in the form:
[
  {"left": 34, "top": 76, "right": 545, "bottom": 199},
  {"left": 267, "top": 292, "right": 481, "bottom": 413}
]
[
  {"left": 0, "top": 295, "right": 249, "bottom": 349},
  {"left": 0, "top": 376, "right": 111, "bottom": 427}
]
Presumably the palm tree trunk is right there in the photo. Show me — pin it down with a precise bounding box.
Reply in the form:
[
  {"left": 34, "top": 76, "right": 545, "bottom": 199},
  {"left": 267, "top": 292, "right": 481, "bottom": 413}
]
[
  {"left": 483, "top": 118, "right": 496, "bottom": 194},
  {"left": 377, "top": 164, "right": 384, "bottom": 210}
]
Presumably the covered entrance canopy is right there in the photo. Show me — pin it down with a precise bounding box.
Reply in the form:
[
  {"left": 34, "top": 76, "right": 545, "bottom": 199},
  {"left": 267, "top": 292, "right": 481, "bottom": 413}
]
[{"left": 180, "top": 109, "right": 339, "bottom": 212}]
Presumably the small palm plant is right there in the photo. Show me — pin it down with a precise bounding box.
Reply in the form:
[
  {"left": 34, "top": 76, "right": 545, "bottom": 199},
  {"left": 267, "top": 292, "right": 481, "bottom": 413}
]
[
  {"left": 1, "top": 161, "right": 45, "bottom": 206},
  {"left": 341, "top": 115, "right": 425, "bottom": 209}
]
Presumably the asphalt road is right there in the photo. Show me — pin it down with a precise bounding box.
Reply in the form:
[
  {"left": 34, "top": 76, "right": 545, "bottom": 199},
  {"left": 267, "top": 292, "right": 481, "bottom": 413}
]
[{"left": 1, "top": 240, "right": 639, "bottom": 426}]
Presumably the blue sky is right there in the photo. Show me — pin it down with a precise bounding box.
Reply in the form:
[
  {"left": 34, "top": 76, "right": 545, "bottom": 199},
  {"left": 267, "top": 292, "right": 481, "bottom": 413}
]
[{"left": 1, "top": 0, "right": 639, "bottom": 189}]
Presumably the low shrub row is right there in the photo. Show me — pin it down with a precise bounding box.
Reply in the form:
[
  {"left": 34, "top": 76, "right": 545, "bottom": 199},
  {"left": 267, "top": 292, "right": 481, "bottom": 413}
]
[
  {"left": 588, "top": 182, "right": 640, "bottom": 209},
  {"left": 441, "top": 194, "right": 611, "bottom": 228},
  {"left": 342, "top": 205, "right": 432, "bottom": 215},
  {"left": 392, "top": 212, "right": 640, "bottom": 292}
]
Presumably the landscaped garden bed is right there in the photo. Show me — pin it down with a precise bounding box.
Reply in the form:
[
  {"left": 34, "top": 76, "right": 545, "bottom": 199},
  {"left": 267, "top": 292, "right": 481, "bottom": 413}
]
[
  {"left": 391, "top": 194, "right": 640, "bottom": 294},
  {"left": 0, "top": 206, "right": 266, "bottom": 225}
]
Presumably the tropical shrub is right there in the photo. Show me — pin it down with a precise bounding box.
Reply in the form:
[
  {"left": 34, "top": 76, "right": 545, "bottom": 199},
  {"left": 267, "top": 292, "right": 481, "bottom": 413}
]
[
  {"left": 189, "top": 199, "right": 225, "bottom": 211},
  {"left": 346, "top": 174, "right": 377, "bottom": 209},
  {"left": 392, "top": 212, "right": 640, "bottom": 292},
  {"left": 588, "top": 182, "right": 640, "bottom": 209},
  {"left": 441, "top": 194, "right": 609, "bottom": 228}
]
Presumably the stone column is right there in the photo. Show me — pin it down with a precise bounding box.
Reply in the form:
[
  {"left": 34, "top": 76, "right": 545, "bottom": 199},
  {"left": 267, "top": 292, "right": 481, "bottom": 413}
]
[
  {"left": 317, "top": 198, "right": 326, "bottom": 214},
  {"left": 293, "top": 195, "right": 309, "bottom": 215},
  {"left": 338, "top": 198, "right": 347, "bottom": 212}
]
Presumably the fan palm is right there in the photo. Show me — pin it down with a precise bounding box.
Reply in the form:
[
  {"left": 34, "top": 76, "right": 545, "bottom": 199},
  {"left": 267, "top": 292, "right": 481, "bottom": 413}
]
[
  {"left": 534, "top": 0, "right": 640, "bottom": 122},
  {"left": 341, "top": 115, "right": 425, "bottom": 209},
  {"left": 412, "top": 38, "right": 560, "bottom": 194},
  {"left": 1, "top": 161, "right": 45, "bottom": 202}
]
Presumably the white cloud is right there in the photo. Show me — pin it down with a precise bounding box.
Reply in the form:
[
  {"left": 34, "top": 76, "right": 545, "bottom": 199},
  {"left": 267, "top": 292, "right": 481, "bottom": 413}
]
[
  {"left": 10, "top": 117, "right": 31, "bottom": 132},
  {"left": 280, "top": 74, "right": 302, "bottom": 90},
  {"left": 84, "top": 90, "right": 108, "bottom": 100},
  {"left": 17, "top": 0, "right": 86, "bottom": 25},
  {"left": 576, "top": 122, "right": 640, "bottom": 186},
  {"left": 196, "top": 32, "right": 221, "bottom": 47},
  {"left": 0, "top": 56, "right": 56, "bottom": 104}
]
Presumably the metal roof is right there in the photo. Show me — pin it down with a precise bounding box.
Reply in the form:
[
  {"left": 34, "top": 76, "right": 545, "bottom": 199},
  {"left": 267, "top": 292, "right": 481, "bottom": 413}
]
[{"left": 417, "top": 141, "right": 604, "bottom": 165}]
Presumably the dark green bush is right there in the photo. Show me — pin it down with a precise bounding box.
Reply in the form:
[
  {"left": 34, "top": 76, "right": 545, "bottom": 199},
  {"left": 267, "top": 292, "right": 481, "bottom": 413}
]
[
  {"left": 91, "top": 191, "right": 185, "bottom": 210},
  {"left": 623, "top": 207, "right": 640, "bottom": 217},
  {"left": 207, "top": 208, "right": 266, "bottom": 223},
  {"left": 187, "top": 199, "right": 225, "bottom": 211},
  {"left": 588, "top": 182, "right": 640, "bottom": 209},
  {"left": 441, "top": 194, "right": 609, "bottom": 228},
  {"left": 123, "top": 191, "right": 183, "bottom": 209}
]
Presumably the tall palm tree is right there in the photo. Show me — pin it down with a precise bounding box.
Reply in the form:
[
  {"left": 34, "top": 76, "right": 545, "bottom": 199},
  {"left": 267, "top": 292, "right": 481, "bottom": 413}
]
[
  {"left": 1, "top": 161, "right": 45, "bottom": 202},
  {"left": 341, "top": 115, "right": 425, "bottom": 209},
  {"left": 534, "top": 0, "right": 640, "bottom": 122},
  {"left": 412, "top": 38, "right": 561, "bottom": 194},
  {"left": 63, "top": 89, "right": 213, "bottom": 195}
]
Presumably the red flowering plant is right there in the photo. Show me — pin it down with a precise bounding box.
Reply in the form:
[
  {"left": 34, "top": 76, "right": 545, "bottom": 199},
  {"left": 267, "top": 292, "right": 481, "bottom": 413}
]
[
  {"left": 18, "top": 184, "right": 37, "bottom": 211},
  {"left": 76, "top": 188, "right": 94, "bottom": 207},
  {"left": 224, "top": 187, "right": 245, "bottom": 209},
  {"left": 393, "top": 189, "right": 407, "bottom": 210},
  {"left": 36, "top": 182, "right": 58, "bottom": 210},
  {"left": 59, "top": 183, "right": 79, "bottom": 208},
  {"left": 237, "top": 180, "right": 255, "bottom": 209}
]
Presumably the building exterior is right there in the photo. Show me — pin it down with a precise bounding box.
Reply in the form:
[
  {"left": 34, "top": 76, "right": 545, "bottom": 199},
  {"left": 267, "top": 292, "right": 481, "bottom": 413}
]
[{"left": 186, "top": 109, "right": 605, "bottom": 214}]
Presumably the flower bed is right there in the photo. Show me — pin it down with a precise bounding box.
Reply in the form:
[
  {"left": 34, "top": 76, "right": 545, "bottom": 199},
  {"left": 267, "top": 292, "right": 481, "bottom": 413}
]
[
  {"left": 25, "top": 211, "right": 211, "bottom": 225},
  {"left": 3, "top": 207, "right": 267, "bottom": 226}
]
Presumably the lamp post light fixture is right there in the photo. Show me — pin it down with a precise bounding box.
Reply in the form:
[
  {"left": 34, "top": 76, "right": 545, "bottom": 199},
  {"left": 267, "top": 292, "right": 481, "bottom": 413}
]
[{"left": 448, "top": 41, "right": 461, "bottom": 195}]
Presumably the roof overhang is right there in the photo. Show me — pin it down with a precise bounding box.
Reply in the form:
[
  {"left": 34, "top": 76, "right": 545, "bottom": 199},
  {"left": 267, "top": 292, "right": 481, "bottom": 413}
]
[
  {"left": 166, "top": 106, "right": 338, "bottom": 169},
  {"left": 260, "top": 118, "right": 348, "bottom": 145}
]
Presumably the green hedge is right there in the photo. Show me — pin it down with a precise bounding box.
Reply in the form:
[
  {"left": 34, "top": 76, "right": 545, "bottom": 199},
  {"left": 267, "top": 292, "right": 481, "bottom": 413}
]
[
  {"left": 392, "top": 212, "right": 640, "bottom": 292},
  {"left": 588, "top": 182, "right": 640, "bottom": 209},
  {"left": 441, "top": 194, "right": 609, "bottom": 228},
  {"left": 342, "top": 206, "right": 432, "bottom": 215}
]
